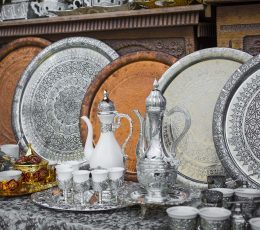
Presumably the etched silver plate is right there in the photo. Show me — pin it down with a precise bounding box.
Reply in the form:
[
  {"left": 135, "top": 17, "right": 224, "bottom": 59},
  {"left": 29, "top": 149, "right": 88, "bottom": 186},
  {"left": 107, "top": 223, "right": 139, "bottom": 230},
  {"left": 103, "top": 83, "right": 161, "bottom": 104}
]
[
  {"left": 158, "top": 48, "right": 252, "bottom": 188},
  {"left": 31, "top": 182, "right": 138, "bottom": 212},
  {"left": 213, "top": 55, "right": 260, "bottom": 188},
  {"left": 12, "top": 37, "right": 118, "bottom": 162},
  {"left": 128, "top": 187, "right": 190, "bottom": 206}
]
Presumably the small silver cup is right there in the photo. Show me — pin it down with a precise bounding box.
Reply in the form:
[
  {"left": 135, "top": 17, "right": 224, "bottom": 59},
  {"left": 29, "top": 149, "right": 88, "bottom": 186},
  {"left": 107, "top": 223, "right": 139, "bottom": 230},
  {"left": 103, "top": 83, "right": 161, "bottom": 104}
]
[
  {"left": 199, "top": 207, "right": 231, "bottom": 230},
  {"left": 56, "top": 169, "right": 73, "bottom": 204},
  {"left": 92, "top": 170, "right": 108, "bottom": 205},
  {"left": 108, "top": 167, "right": 124, "bottom": 203},
  {"left": 73, "top": 170, "right": 90, "bottom": 206},
  {"left": 166, "top": 206, "right": 199, "bottom": 230}
]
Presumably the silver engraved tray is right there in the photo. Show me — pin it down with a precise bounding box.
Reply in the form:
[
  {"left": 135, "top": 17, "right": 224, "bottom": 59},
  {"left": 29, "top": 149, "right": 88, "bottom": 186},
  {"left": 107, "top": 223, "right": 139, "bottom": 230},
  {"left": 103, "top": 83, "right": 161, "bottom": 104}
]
[
  {"left": 213, "top": 55, "right": 260, "bottom": 188},
  {"left": 158, "top": 48, "right": 252, "bottom": 188},
  {"left": 31, "top": 182, "right": 138, "bottom": 212},
  {"left": 12, "top": 37, "right": 118, "bottom": 163},
  {"left": 127, "top": 186, "right": 191, "bottom": 206}
]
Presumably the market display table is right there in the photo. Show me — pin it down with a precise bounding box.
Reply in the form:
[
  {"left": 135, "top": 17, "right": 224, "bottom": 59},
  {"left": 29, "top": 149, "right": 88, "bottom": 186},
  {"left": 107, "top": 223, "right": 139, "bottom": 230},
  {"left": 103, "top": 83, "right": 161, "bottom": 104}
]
[{"left": 0, "top": 196, "right": 170, "bottom": 230}]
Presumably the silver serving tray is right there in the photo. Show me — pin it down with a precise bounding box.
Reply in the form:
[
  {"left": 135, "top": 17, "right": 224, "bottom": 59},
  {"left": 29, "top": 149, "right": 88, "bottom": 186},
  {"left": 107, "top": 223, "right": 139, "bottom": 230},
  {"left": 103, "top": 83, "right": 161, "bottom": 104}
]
[
  {"left": 12, "top": 37, "right": 118, "bottom": 162},
  {"left": 158, "top": 48, "right": 252, "bottom": 188},
  {"left": 31, "top": 182, "right": 138, "bottom": 212},
  {"left": 213, "top": 55, "right": 260, "bottom": 188},
  {"left": 128, "top": 187, "right": 190, "bottom": 206}
]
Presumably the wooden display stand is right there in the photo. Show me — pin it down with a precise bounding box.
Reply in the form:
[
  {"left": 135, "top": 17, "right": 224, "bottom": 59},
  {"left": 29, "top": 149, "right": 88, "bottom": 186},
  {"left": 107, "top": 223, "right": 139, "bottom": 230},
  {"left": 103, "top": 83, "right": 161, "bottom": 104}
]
[
  {"left": 0, "top": 5, "right": 204, "bottom": 58},
  {"left": 217, "top": 3, "right": 260, "bottom": 55}
]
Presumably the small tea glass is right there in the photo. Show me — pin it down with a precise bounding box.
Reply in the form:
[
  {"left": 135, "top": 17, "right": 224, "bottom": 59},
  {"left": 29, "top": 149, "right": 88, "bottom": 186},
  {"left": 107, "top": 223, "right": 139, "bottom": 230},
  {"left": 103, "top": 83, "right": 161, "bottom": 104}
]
[
  {"left": 108, "top": 167, "right": 124, "bottom": 203},
  {"left": 91, "top": 169, "right": 108, "bottom": 205},
  {"left": 73, "top": 170, "right": 90, "bottom": 206},
  {"left": 65, "top": 161, "right": 81, "bottom": 171},
  {"left": 56, "top": 168, "right": 73, "bottom": 204}
]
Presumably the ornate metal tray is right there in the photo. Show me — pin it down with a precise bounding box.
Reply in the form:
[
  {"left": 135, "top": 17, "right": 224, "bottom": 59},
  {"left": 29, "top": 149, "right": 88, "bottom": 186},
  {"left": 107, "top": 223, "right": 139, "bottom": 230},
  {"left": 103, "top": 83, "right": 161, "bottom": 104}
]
[
  {"left": 0, "top": 37, "right": 51, "bottom": 145},
  {"left": 12, "top": 37, "right": 118, "bottom": 162},
  {"left": 31, "top": 182, "right": 138, "bottom": 212},
  {"left": 80, "top": 51, "right": 177, "bottom": 173},
  {"left": 127, "top": 186, "right": 190, "bottom": 206},
  {"left": 158, "top": 48, "right": 252, "bottom": 187},
  {"left": 213, "top": 55, "right": 260, "bottom": 188},
  {"left": 0, "top": 181, "right": 56, "bottom": 197}
]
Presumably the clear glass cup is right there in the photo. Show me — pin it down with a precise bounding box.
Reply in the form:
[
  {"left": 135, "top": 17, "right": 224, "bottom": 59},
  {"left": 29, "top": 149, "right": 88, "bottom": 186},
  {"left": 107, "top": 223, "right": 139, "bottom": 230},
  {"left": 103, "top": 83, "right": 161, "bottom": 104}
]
[
  {"left": 108, "top": 167, "right": 124, "bottom": 203},
  {"left": 73, "top": 170, "right": 90, "bottom": 206},
  {"left": 91, "top": 169, "right": 108, "bottom": 205},
  {"left": 56, "top": 168, "right": 73, "bottom": 204}
]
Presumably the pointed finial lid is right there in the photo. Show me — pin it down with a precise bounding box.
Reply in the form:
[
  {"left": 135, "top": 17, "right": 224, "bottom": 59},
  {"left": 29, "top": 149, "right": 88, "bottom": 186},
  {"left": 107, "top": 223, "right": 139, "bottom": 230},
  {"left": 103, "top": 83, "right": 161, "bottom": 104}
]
[
  {"left": 146, "top": 79, "right": 166, "bottom": 111},
  {"left": 98, "top": 90, "right": 115, "bottom": 113}
]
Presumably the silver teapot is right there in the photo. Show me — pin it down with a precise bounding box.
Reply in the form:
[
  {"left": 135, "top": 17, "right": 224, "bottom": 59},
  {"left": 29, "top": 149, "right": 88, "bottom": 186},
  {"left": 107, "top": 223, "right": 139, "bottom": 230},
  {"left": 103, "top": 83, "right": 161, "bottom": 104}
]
[{"left": 134, "top": 80, "right": 191, "bottom": 202}]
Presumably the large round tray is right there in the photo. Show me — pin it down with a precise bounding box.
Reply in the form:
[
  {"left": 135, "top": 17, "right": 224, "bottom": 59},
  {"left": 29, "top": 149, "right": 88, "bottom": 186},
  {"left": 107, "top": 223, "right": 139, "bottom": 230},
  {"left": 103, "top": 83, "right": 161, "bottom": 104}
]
[
  {"left": 0, "top": 37, "right": 51, "bottom": 145},
  {"left": 12, "top": 37, "right": 118, "bottom": 162},
  {"left": 80, "top": 51, "right": 177, "bottom": 173},
  {"left": 213, "top": 55, "right": 260, "bottom": 188},
  {"left": 158, "top": 48, "right": 252, "bottom": 187}
]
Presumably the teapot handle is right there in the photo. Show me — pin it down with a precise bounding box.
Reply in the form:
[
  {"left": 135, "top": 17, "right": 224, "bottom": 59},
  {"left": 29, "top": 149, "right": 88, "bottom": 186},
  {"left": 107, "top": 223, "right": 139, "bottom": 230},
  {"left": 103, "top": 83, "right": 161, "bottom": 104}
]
[
  {"left": 113, "top": 113, "right": 133, "bottom": 160},
  {"left": 163, "top": 106, "right": 191, "bottom": 156}
]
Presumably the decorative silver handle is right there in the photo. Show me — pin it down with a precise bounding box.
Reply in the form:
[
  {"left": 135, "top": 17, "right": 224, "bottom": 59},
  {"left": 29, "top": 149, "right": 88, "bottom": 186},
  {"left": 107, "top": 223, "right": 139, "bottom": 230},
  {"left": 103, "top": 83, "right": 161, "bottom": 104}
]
[
  {"left": 163, "top": 106, "right": 191, "bottom": 156},
  {"left": 113, "top": 113, "right": 133, "bottom": 159}
]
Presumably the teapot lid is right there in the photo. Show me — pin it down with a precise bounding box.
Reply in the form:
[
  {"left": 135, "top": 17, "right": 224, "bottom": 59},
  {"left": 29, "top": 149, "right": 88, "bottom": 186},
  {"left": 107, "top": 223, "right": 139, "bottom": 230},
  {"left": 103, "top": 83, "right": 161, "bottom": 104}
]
[
  {"left": 98, "top": 90, "right": 115, "bottom": 113},
  {"left": 146, "top": 80, "right": 166, "bottom": 111}
]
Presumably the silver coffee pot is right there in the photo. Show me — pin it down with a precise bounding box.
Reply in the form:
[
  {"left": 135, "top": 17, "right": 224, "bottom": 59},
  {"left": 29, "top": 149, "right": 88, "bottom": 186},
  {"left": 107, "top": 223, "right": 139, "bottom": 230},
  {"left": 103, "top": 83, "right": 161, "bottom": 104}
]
[{"left": 134, "top": 80, "right": 191, "bottom": 202}]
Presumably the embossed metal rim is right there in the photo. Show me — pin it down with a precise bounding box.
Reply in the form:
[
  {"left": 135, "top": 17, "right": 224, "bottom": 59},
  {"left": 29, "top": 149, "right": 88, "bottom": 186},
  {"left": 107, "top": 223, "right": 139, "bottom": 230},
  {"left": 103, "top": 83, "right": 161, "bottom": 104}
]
[
  {"left": 12, "top": 37, "right": 119, "bottom": 159},
  {"left": 213, "top": 54, "right": 260, "bottom": 188},
  {"left": 158, "top": 47, "right": 252, "bottom": 188},
  {"left": 31, "top": 189, "right": 134, "bottom": 212}
]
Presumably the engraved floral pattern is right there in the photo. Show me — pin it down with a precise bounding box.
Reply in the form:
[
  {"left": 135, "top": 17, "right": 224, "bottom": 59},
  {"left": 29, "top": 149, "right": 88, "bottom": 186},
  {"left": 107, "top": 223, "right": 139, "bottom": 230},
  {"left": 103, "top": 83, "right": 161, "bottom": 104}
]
[
  {"left": 12, "top": 37, "right": 118, "bottom": 162},
  {"left": 213, "top": 54, "right": 260, "bottom": 188}
]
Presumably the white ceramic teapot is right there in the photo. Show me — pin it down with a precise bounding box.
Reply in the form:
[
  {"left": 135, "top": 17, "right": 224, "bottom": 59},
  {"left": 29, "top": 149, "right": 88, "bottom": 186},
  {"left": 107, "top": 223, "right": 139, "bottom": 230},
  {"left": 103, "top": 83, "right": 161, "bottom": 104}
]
[{"left": 81, "top": 91, "right": 133, "bottom": 170}]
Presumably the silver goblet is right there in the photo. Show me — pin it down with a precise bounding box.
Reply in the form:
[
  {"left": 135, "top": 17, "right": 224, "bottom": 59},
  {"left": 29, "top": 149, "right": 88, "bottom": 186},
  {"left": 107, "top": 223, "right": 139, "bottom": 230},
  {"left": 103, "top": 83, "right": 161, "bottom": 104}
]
[
  {"left": 108, "top": 167, "right": 125, "bottom": 203},
  {"left": 73, "top": 170, "right": 90, "bottom": 206},
  {"left": 57, "top": 169, "right": 72, "bottom": 204},
  {"left": 91, "top": 169, "right": 109, "bottom": 205}
]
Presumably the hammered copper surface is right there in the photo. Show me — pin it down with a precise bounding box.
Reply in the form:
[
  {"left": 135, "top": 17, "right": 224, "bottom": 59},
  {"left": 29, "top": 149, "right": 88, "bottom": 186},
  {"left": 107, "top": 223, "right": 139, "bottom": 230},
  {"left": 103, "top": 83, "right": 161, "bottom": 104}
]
[
  {"left": 0, "top": 37, "right": 51, "bottom": 145},
  {"left": 80, "top": 51, "right": 177, "bottom": 173}
]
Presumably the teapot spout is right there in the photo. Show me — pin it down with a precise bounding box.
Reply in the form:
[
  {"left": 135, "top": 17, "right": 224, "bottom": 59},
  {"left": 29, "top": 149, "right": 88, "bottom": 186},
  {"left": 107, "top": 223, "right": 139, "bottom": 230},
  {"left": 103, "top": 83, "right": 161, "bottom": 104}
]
[
  {"left": 81, "top": 116, "right": 94, "bottom": 161},
  {"left": 133, "top": 110, "right": 145, "bottom": 159}
]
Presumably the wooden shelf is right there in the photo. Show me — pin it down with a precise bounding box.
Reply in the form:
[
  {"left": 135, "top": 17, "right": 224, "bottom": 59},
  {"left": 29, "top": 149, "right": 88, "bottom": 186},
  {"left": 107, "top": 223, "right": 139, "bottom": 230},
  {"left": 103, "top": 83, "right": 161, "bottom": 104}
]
[
  {"left": 0, "top": 5, "right": 204, "bottom": 37},
  {"left": 204, "top": 0, "right": 260, "bottom": 4}
]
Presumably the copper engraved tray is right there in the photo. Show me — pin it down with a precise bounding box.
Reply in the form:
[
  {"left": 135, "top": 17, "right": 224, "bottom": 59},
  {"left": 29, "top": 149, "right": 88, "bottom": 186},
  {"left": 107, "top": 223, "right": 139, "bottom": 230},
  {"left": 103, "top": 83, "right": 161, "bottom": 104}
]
[
  {"left": 158, "top": 48, "right": 252, "bottom": 187},
  {"left": 213, "top": 55, "right": 260, "bottom": 188},
  {"left": 0, "top": 37, "right": 51, "bottom": 145},
  {"left": 80, "top": 51, "right": 177, "bottom": 173},
  {"left": 12, "top": 37, "right": 118, "bottom": 162}
]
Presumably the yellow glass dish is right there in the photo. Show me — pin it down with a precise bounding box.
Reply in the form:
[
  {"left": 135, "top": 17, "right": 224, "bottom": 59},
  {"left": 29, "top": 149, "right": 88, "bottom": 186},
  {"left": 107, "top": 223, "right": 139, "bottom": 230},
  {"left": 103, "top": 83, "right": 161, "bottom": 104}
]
[
  {"left": 0, "top": 181, "right": 57, "bottom": 197},
  {"left": 14, "top": 160, "right": 49, "bottom": 185},
  {"left": 0, "top": 178, "right": 22, "bottom": 193}
]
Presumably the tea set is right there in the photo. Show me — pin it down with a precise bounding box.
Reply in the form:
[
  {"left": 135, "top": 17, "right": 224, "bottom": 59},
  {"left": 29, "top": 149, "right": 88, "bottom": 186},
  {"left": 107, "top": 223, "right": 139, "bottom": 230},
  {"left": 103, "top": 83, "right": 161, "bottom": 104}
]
[{"left": 2, "top": 80, "right": 260, "bottom": 229}]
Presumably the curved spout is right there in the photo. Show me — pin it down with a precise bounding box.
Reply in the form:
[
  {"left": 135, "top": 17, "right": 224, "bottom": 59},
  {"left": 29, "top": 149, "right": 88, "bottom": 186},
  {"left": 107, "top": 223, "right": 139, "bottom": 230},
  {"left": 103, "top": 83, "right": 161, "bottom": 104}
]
[
  {"left": 81, "top": 116, "right": 94, "bottom": 161},
  {"left": 133, "top": 110, "right": 145, "bottom": 159},
  {"left": 133, "top": 110, "right": 144, "bottom": 137}
]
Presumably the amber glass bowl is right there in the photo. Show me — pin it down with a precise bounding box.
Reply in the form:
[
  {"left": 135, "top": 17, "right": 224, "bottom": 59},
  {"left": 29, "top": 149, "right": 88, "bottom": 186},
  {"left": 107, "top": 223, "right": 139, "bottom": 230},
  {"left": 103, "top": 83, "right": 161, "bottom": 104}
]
[
  {"left": 14, "top": 160, "right": 49, "bottom": 185},
  {"left": 0, "top": 170, "right": 22, "bottom": 193}
]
